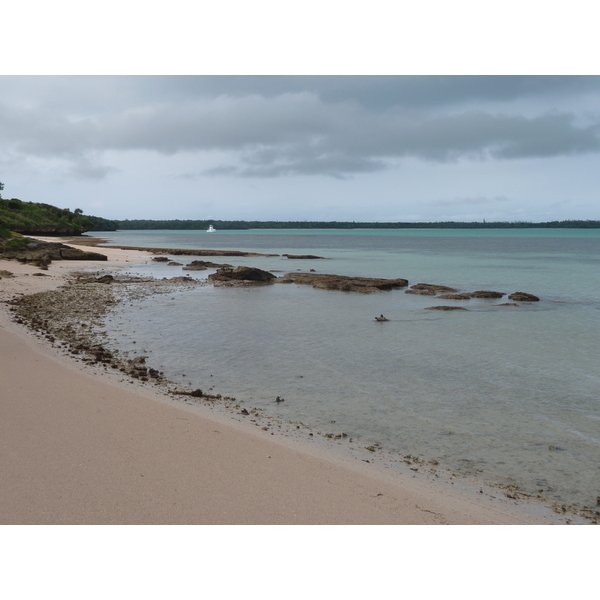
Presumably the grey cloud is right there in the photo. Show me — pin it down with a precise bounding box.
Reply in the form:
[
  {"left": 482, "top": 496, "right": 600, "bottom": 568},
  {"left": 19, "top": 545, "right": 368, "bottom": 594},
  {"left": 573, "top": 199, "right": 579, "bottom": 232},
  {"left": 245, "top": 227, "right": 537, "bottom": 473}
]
[{"left": 1, "top": 76, "right": 600, "bottom": 180}]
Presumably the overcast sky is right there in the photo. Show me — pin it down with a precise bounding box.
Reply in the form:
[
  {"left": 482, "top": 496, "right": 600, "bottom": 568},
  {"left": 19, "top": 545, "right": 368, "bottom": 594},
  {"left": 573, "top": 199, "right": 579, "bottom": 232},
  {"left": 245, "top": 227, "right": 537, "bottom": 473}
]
[{"left": 1, "top": 75, "right": 599, "bottom": 222}]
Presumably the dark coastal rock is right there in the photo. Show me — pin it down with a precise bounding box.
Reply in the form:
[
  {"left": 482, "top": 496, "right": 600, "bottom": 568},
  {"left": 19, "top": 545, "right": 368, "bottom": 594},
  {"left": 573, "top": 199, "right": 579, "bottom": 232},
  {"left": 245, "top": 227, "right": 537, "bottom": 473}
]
[
  {"left": 152, "top": 256, "right": 170, "bottom": 262},
  {"left": 469, "top": 290, "right": 504, "bottom": 299},
  {"left": 57, "top": 247, "right": 108, "bottom": 261},
  {"left": 425, "top": 306, "right": 468, "bottom": 311},
  {"left": 183, "top": 260, "right": 233, "bottom": 270},
  {"left": 283, "top": 254, "right": 325, "bottom": 259},
  {"left": 167, "top": 261, "right": 183, "bottom": 266},
  {"left": 438, "top": 293, "right": 472, "bottom": 300},
  {"left": 278, "top": 272, "right": 409, "bottom": 293},
  {"left": 113, "top": 246, "right": 278, "bottom": 257},
  {"left": 0, "top": 269, "right": 14, "bottom": 278},
  {"left": 411, "top": 283, "right": 459, "bottom": 293},
  {"left": 494, "top": 303, "right": 519, "bottom": 307},
  {"left": 0, "top": 238, "right": 107, "bottom": 267},
  {"left": 209, "top": 266, "right": 276, "bottom": 282},
  {"left": 508, "top": 292, "right": 540, "bottom": 302},
  {"left": 405, "top": 289, "right": 436, "bottom": 296}
]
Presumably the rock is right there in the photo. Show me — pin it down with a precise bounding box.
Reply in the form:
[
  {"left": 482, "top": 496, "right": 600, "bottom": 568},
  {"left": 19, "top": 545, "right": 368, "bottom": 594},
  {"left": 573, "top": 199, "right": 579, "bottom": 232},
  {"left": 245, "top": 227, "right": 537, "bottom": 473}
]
[
  {"left": 209, "top": 266, "right": 276, "bottom": 282},
  {"left": 59, "top": 248, "right": 108, "bottom": 261},
  {"left": 183, "top": 260, "right": 232, "bottom": 270},
  {"left": 110, "top": 246, "right": 278, "bottom": 257},
  {"left": 151, "top": 256, "right": 170, "bottom": 262},
  {"left": 278, "top": 272, "right": 408, "bottom": 293},
  {"left": 469, "top": 290, "right": 504, "bottom": 299},
  {"left": 411, "top": 283, "right": 459, "bottom": 293},
  {"left": 0, "top": 270, "right": 14, "bottom": 278},
  {"left": 130, "top": 355, "right": 148, "bottom": 365},
  {"left": 167, "top": 261, "right": 183, "bottom": 266},
  {"left": 283, "top": 254, "right": 325, "bottom": 259},
  {"left": 508, "top": 292, "right": 540, "bottom": 302},
  {"left": 405, "top": 289, "right": 436, "bottom": 296},
  {"left": 425, "top": 306, "right": 468, "bottom": 311},
  {"left": 437, "top": 293, "right": 472, "bottom": 300},
  {"left": 0, "top": 238, "right": 107, "bottom": 265},
  {"left": 494, "top": 303, "right": 518, "bottom": 307}
]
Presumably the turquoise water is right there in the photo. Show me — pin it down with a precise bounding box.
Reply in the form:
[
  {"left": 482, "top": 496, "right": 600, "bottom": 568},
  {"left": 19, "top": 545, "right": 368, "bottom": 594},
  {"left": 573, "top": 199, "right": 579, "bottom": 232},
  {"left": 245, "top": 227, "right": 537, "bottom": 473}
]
[{"left": 97, "top": 229, "right": 600, "bottom": 508}]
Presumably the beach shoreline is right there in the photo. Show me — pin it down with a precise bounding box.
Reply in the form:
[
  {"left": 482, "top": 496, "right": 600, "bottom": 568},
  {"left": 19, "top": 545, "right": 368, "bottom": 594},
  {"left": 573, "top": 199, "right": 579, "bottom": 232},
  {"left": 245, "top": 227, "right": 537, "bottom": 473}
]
[{"left": 0, "top": 237, "right": 584, "bottom": 524}]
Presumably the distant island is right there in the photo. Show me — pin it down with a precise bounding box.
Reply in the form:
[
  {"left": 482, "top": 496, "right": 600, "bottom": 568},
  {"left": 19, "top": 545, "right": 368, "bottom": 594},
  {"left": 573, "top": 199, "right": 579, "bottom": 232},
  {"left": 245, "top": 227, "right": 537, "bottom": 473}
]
[
  {"left": 2, "top": 197, "right": 600, "bottom": 239},
  {"left": 112, "top": 218, "right": 600, "bottom": 230}
]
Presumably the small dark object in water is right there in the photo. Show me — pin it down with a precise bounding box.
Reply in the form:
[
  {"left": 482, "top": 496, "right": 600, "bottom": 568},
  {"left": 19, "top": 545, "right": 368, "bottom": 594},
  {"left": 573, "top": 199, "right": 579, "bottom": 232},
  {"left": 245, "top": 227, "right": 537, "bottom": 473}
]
[
  {"left": 275, "top": 396, "right": 285, "bottom": 403},
  {"left": 375, "top": 314, "right": 389, "bottom": 322}
]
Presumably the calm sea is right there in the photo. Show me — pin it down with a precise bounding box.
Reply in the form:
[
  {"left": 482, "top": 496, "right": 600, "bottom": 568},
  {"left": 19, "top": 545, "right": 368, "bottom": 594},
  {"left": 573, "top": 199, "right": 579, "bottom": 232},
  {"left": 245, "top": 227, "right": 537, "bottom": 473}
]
[{"left": 96, "top": 229, "right": 600, "bottom": 508}]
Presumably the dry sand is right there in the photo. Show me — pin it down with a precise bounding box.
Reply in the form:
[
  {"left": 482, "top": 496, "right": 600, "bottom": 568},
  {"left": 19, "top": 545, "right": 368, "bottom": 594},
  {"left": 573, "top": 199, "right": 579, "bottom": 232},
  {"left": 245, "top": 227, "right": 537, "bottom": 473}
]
[{"left": 0, "top": 238, "right": 571, "bottom": 524}]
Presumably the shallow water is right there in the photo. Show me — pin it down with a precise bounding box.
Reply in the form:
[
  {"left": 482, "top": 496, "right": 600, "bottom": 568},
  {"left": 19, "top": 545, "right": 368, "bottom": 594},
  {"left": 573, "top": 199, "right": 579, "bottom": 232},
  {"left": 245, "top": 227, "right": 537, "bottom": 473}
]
[{"left": 98, "top": 229, "right": 600, "bottom": 507}]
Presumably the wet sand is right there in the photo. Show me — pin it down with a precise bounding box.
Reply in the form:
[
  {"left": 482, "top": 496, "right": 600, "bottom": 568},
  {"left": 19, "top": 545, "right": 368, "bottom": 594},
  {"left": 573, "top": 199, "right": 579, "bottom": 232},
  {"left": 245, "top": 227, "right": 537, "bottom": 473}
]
[{"left": 0, "top": 238, "right": 572, "bottom": 524}]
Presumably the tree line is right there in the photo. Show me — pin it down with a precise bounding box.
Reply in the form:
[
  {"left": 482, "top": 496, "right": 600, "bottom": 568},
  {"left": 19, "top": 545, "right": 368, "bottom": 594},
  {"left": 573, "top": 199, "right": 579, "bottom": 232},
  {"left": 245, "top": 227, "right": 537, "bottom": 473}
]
[{"left": 110, "top": 219, "right": 600, "bottom": 230}]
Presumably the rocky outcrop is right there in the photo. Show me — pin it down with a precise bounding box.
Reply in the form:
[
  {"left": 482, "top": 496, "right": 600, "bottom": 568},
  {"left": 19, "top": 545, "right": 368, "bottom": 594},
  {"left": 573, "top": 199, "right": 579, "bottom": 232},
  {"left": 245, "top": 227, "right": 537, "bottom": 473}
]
[
  {"left": 437, "top": 293, "right": 472, "bottom": 300},
  {"left": 113, "top": 246, "right": 278, "bottom": 257},
  {"left": 278, "top": 272, "right": 408, "bottom": 293},
  {"left": 0, "top": 238, "right": 107, "bottom": 269},
  {"left": 283, "top": 254, "right": 325, "bottom": 259},
  {"left": 410, "top": 283, "right": 459, "bottom": 293},
  {"left": 406, "top": 289, "right": 436, "bottom": 296},
  {"left": 151, "top": 256, "right": 170, "bottom": 262},
  {"left": 0, "top": 269, "right": 14, "bottom": 278},
  {"left": 469, "top": 290, "right": 504, "bottom": 299},
  {"left": 508, "top": 292, "right": 540, "bottom": 302},
  {"left": 183, "top": 260, "right": 233, "bottom": 271},
  {"left": 425, "top": 306, "right": 468, "bottom": 311},
  {"left": 209, "top": 266, "right": 276, "bottom": 283}
]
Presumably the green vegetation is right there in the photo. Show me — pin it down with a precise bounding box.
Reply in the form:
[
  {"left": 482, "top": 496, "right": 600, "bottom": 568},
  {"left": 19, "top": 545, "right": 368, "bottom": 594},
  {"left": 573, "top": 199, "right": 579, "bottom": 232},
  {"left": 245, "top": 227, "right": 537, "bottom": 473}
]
[
  {"left": 113, "top": 218, "right": 600, "bottom": 230},
  {"left": 0, "top": 197, "right": 116, "bottom": 235},
  {"left": 84, "top": 215, "right": 119, "bottom": 231}
]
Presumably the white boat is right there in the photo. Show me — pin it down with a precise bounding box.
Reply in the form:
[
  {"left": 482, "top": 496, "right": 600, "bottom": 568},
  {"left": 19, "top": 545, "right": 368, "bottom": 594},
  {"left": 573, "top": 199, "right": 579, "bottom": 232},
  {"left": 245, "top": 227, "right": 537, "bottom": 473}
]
[{"left": 207, "top": 225, "right": 216, "bottom": 232}]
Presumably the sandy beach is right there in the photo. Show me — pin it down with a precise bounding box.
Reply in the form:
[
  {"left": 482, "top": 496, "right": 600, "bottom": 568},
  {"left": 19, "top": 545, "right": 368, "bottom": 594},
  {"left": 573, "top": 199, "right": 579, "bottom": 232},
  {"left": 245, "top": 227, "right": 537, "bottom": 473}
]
[{"left": 0, "top": 238, "right": 576, "bottom": 524}]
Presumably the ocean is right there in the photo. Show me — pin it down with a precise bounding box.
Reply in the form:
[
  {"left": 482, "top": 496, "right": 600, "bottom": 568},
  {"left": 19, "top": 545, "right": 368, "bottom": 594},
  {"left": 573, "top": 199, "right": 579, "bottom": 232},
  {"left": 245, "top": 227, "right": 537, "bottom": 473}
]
[{"left": 96, "top": 228, "right": 600, "bottom": 509}]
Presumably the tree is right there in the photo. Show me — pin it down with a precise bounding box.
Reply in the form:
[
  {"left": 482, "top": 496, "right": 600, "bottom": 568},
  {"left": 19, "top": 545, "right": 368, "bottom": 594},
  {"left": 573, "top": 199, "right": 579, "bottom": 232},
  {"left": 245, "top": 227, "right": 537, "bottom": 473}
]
[{"left": 0, "top": 181, "right": 4, "bottom": 198}]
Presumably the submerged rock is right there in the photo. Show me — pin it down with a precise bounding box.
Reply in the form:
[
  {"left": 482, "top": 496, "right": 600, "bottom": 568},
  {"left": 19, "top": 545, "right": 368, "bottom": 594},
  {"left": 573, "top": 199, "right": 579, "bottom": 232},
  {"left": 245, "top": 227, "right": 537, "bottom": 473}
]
[
  {"left": 183, "top": 260, "right": 233, "bottom": 270},
  {"left": 411, "top": 283, "right": 459, "bottom": 293},
  {"left": 279, "top": 272, "right": 408, "bottom": 293},
  {"left": 437, "top": 293, "right": 472, "bottom": 300},
  {"left": 508, "top": 292, "right": 540, "bottom": 302},
  {"left": 469, "top": 290, "right": 504, "bottom": 299},
  {"left": 283, "top": 254, "right": 325, "bottom": 259},
  {"left": 425, "top": 306, "right": 468, "bottom": 311},
  {"left": 406, "top": 289, "right": 436, "bottom": 296},
  {"left": 209, "top": 266, "right": 276, "bottom": 282}
]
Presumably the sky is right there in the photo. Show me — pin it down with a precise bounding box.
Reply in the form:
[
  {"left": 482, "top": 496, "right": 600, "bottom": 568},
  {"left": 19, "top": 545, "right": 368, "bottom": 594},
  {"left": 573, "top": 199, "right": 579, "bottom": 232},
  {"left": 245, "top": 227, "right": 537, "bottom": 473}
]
[{"left": 1, "top": 75, "right": 599, "bottom": 223}]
